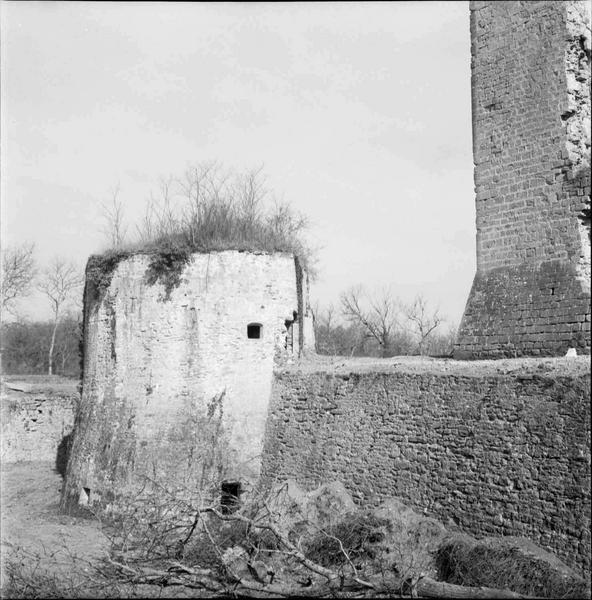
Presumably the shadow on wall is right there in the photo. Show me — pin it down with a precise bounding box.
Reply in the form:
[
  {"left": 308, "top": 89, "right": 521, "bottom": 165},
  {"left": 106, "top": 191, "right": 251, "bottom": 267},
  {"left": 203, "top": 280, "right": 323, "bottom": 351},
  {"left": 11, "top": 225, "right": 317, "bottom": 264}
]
[{"left": 55, "top": 433, "right": 72, "bottom": 479}]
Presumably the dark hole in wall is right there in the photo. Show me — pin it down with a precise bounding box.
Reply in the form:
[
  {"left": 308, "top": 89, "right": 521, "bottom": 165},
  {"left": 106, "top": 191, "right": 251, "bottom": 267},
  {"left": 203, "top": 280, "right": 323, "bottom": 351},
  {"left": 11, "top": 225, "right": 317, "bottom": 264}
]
[
  {"left": 247, "top": 323, "right": 262, "bottom": 339},
  {"left": 55, "top": 432, "right": 72, "bottom": 478},
  {"left": 579, "top": 208, "right": 591, "bottom": 245},
  {"left": 284, "top": 311, "right": 298, "bottom": 351},
  {"left": 221, "top": 481, "right": 242, "bottom": 513},
  {"left": 284, "top": 316, "right": 295, "bottom": 351}
]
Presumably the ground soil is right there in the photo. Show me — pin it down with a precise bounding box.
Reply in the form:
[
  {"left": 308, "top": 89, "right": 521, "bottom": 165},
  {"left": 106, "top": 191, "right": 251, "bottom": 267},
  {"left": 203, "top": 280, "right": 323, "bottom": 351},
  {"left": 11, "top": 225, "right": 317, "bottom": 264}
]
[
  {"left": 0, "top": 462, "right": 206, "bottom": 597},
  {"left": 0, "top": 461, "right": 108, "bottom": 589}
]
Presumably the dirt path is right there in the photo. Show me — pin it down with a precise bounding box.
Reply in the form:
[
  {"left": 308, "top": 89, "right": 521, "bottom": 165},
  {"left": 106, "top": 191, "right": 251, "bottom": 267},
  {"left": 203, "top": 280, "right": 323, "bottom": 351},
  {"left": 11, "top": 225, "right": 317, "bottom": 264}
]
[
  {"left": 0, "top": 462, "right": 208, "bottom": 597},
  {"left": 1, "top": 462, "right": 109, "bottom": 589}
]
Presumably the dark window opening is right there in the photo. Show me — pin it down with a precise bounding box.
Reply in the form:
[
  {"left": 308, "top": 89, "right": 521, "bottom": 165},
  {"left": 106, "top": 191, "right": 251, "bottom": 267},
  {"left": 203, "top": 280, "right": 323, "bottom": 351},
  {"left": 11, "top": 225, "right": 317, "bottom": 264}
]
[
  {"left": 284, "top": 319, "right": 294, "bottom": 351},
  {"left": 221, "top": 481, "right": 242, "bottom": 513},
  {"left": 247, "top": 323, "right": 262, "bottom": 339},
  {"left": 285, "top": 311, "right": 298, "bottom": 351},
  {"left": 551, "top": 287, "right": 555, "bottom": 295}
]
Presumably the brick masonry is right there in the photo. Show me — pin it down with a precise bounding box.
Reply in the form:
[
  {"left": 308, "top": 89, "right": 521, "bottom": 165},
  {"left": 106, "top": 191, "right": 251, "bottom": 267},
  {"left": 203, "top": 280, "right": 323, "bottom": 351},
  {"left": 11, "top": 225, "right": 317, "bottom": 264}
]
[
  {"left": 262, "top": 359, "right": 591, "bottom": 575},
  {"left": 61, "top": 251, "right": 314, "bottom": 507},
  {"left": 455, "top": 0, "right": 591, "bottom": 358}
]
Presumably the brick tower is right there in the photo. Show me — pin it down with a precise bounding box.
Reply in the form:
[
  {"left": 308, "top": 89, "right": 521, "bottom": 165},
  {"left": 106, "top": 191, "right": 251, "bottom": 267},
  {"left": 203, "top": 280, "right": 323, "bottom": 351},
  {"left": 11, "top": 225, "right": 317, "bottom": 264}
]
[{"left": 455, "top": 0, "right": 591, "bottom": 358}]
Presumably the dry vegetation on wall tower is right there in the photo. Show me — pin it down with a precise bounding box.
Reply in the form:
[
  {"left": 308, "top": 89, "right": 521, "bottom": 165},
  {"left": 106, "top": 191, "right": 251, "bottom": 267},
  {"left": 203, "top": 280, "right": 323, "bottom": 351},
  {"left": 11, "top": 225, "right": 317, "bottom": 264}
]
[{"left": 89, "top": 163, "right": 314, "bottom": 305}]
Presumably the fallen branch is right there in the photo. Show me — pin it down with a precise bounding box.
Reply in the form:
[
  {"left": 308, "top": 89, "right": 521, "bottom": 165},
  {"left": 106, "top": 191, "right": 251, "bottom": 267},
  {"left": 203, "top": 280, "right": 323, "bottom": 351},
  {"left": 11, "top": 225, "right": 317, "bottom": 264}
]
[
  {"left": 199, "top": 505, "right": 376, "bottom": 591},
  {"left": 105, "top": 499, "right": 544, "bottom": 600},
  {"left": 412, "top": 575, "right": 529, "bottom": 599}
]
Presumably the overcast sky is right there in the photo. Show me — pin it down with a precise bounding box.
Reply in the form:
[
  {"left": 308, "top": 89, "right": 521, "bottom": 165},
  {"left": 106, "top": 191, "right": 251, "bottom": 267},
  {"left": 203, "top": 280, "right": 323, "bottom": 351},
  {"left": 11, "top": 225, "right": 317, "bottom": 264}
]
[{"left": 1, "top": 1, "right": 474, "bottom": 326}]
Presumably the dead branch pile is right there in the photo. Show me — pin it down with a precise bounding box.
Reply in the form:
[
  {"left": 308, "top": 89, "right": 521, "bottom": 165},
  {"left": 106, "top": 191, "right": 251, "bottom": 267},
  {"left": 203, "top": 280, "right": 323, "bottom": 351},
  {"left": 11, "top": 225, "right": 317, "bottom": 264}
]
[{"left": 96, "top": 478, "right": 569, "bottom": 599}]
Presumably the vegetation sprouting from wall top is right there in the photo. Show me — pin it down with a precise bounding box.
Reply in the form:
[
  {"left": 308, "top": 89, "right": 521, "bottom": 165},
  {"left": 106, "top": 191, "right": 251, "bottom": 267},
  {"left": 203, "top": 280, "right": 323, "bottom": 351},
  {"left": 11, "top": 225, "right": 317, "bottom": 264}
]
[{"left": 89, "top": 162, "right": 315, "bottom": 302}]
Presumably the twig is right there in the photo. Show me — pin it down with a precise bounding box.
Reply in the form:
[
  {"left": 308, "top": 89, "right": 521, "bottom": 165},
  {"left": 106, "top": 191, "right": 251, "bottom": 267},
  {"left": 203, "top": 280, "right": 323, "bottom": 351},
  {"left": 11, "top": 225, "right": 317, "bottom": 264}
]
[{"left": 199, "top": 505, "right": 376, "bottom": 591}]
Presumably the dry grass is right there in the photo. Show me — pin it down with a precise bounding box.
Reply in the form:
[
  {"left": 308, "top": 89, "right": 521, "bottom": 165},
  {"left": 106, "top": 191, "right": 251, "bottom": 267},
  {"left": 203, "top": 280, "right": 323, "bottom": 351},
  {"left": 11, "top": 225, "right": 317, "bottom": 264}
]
[
  {"left": 304, "top": 513, "right": 390, "bottom": 567},
  {"left": 89, "top": 163, "right": 315, "bottom": 303},
  {"left": 436, "top": 538, "right": 590, "bottom": 599}
]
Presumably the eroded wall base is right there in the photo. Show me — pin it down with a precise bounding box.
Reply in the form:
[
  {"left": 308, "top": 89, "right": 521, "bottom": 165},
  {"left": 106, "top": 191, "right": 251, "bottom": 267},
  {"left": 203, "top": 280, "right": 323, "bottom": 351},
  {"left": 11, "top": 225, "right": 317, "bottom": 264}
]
[{"left": 455, "top": 260, "right": 591, "bottom": 358}]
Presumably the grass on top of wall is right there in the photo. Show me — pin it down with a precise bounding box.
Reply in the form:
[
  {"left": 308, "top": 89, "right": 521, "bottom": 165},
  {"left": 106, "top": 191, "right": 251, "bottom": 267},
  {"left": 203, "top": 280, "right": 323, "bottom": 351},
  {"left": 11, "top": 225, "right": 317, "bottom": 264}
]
[{"left": 88, "top": 163, "right": 315, "bottom": 302}]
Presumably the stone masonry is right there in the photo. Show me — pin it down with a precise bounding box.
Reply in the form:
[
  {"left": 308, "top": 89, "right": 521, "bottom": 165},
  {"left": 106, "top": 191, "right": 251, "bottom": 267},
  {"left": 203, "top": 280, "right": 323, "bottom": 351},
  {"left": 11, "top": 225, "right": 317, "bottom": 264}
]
[
  {"left": 1, "top": 388, "right": 75, "bottom": 463},
  {"left": 61, "top": 251, "right": 314, "bottom": 508},
  {"left": 455, "top": 0, "right": 591, "bottom": 358},
  {"left": 262, "top": 358, "right": 591, "bottom": 575}
]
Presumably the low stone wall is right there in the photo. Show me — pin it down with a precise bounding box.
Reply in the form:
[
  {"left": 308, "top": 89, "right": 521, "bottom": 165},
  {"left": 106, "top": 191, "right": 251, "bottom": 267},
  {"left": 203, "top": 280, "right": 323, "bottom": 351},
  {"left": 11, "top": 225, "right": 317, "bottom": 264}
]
[
  {"left": 1, "top": 389, "right": 76, "bottom": 464},
  {"left": 261, "top": 357, "right": 591, "bottom": 575}
]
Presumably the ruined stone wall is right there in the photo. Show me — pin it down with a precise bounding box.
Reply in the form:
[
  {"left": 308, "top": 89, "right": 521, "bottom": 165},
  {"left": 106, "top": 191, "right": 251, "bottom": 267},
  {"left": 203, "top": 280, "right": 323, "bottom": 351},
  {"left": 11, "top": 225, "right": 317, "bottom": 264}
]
[
  {"left": 262, "top": 358, "right": 591, "bottom": 575},
  {"left": 456, "top": 0, "right": 591, "bottom": 358},
  {"left": 1, "top": 390, "right": 75, "bottom": 463},
  {"left": 62, "top": 251, "right": 313, "bottom": 507}
]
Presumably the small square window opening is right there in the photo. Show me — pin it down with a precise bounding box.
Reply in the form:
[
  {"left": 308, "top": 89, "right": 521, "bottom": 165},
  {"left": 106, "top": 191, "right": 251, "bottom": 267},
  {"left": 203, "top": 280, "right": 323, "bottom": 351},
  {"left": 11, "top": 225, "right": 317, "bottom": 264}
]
[{"left": 247, "top": 323, "right": 262, "bottom": 339}]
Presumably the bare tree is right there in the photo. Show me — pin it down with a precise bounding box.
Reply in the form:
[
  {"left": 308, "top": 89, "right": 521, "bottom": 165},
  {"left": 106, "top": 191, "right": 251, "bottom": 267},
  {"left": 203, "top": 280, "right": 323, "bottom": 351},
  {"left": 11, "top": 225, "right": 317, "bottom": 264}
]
[
  {"left": 101, "top": 184, "right": 128, "bottom": 249},
  {"left": 314, "top": 303, "right": 364, "bottom": 356},
  {"left": 404, "top": 294, "right": 443, "bottom": 355},
  {"left": 1, "top": 243, "right": 36, "bottom": 314},
  {"left": 314, "top": 302, "right": 337, "bottom": 355},
  {"left": 340, "top": 286, "right": 401, "bottom": 358},
  {"left": 37, "top": 259, "right": 83, "bottom": 375}
]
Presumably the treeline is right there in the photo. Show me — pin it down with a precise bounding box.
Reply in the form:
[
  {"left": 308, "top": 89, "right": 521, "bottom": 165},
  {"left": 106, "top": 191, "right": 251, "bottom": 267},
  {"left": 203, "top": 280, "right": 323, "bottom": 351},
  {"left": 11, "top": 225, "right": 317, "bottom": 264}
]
[
  {"left": 314, "top": 287, "right": 456, "bottom": 358},
  {"left": 315, "top": 319, "right": 456, "bottom": 357},
  {"left": 0, "top": 291, "right": 455, "bottom": 377},
  {"left": 1, "top": 164, "right": 456, "bottom": 377},
  {"left": 1, "top": 242, "right": 83, "bottom": 377},
  {"left": 1, "top": 316, "right": 82, "bottom": 377}
]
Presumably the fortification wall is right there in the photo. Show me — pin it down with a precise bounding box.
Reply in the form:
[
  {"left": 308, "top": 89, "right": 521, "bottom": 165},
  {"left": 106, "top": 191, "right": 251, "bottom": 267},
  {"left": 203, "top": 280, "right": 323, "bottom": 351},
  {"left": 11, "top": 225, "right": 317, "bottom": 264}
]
[
  {"left": 456, "top": 0, "right": 591, "bottom": 358},
  {"left": 1, "top": 390, "right": 75, "bottom": 463},
  {"left": 261, "top": 357, "right": 591, "bottom": 575},
  {"left": 62, "top": 251, "right": 313, "bottom": 507}
]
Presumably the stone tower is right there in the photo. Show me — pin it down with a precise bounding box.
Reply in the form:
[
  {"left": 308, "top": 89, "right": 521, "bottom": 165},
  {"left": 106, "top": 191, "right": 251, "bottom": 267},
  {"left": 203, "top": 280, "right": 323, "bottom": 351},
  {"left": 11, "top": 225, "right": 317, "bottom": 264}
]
[
  {"left": 61, "top": 250, "right": 314, "bottom": 509},
  {"left": 455, "top": 0, "right": 591, "bottom": 358}
]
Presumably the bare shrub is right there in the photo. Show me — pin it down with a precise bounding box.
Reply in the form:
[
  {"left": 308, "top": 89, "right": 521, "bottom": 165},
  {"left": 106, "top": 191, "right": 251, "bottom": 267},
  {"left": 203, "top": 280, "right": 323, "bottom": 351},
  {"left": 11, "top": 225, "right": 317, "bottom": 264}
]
[
  {"left": 1, "top": 544, "right": 116, "bottom": 599},
  {"left": 85, "top": 473, "right": 543, "bottom": 599},
  {"left": 4, "top": 470, "right": 568, "bottom": 599},
  {"left": 1, "top": 243, "right": 36, "bottom": 315},
  {"left": 100, "top": 184, "right": 128, "bottom": 250},
  {"left": 436, "top": 538, "right": 590, "bottom": 599},
  {"left": 403, "top": 294, "right": 443, "bottom": 355},
  {"left": 89, "top": 163, "right": 315, "bottom": 306},
  {"left": 122, "top": 162, "right": 315, "bottom": 274},
  {"left": 340, "top": 286, "right": 404, "bottom": 358},
  {"left": 37, "top": 259, "right": 83, "bottom": 375},
  {"left": 317, "top": 290, "right": 454, "bottom": 358}
]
